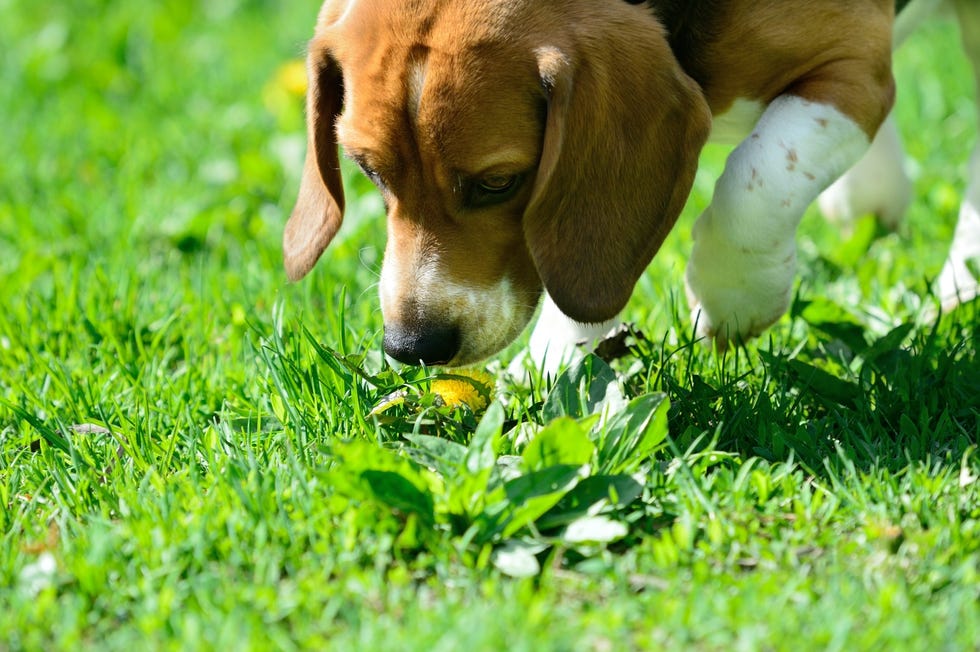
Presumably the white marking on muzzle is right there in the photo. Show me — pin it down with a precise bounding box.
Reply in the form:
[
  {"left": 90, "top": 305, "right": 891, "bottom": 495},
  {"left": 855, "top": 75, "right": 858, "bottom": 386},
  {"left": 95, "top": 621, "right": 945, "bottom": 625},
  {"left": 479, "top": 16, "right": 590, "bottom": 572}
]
[{"left": 380, "top": 249, "right": 533, "bottom": 365}]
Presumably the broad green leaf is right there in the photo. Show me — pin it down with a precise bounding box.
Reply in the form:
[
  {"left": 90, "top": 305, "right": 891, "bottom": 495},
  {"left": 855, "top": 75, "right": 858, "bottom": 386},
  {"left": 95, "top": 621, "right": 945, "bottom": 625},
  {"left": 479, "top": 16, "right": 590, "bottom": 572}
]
[
  {"left": 497, "top": 464, "right": 588, "bottom": 538},
  {"left": 465, "top": 401, "right": 505, "bottom": 474},
  {"left": 332, "top": 439, "right": 442, "bottom": 499},
  {"left": 800, "top": 297, "right": 868, "bottom": 353},
  {"left": 785, "top": 359, "right": 859, "bottom": 408},
  {"left": 403, "top": 433, "right": 466, "bottom": 476},
  {"left": 445, "top": 405, "right": 508, "bottom": 520},
  {"left": 542, "top": 355, "right": 624, "bottom": 421},
  {"left": 522, "top": 417, "right": 595, "bottom": 470},
  {"left": 361, "top": 469, "right": 435, "bottom": 526},
  {"left": 863, "top": 323, "right": 914, "bottom": 365},
  {"left": 446, "top": 469, "right": 495, "bottom": 519},
  {"left": 536, "top": 474, "right": 644, "bottom": 530},
  {"left": 597, "top": 392, "right": 670, "bottom": 474}
]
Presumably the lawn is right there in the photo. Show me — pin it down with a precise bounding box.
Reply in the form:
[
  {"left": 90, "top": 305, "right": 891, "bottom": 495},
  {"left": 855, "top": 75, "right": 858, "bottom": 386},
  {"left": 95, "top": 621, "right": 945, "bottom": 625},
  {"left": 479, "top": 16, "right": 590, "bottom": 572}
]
[{"left": 1, "top": 2, "right": 978, "bottom": 650}]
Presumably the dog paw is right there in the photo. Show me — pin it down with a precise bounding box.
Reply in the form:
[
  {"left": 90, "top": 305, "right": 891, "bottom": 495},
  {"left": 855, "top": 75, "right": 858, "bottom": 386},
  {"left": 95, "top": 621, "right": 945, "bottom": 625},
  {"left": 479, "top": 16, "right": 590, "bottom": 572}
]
[
  {"left": 686, "top": 297, "right": 784, "bottom": 351},
  {"left": 936, "top": 259, "right": 980, "bottom": 313},
  {"left": 684, "top": 249, "right": 795, "bottom": 349}
]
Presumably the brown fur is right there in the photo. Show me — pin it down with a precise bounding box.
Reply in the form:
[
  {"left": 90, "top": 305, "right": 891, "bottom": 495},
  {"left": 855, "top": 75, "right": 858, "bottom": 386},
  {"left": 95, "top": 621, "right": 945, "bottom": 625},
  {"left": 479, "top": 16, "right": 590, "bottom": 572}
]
[{"left": 654, "top": 1, "right": 895, "bottom": 134}]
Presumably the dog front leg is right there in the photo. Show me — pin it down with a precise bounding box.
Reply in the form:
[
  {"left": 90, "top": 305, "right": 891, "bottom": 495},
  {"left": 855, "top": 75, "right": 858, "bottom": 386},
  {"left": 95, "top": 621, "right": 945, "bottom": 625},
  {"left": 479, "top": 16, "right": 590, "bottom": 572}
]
[
  {"left": 936, "top": 149, "right": 980, "bottom": 310},
  {"left": 937, "top": 0, "right": 980, "bottom": 310},
  {"left": 685, "top": 95, "right": 872, "bottom": 347}
]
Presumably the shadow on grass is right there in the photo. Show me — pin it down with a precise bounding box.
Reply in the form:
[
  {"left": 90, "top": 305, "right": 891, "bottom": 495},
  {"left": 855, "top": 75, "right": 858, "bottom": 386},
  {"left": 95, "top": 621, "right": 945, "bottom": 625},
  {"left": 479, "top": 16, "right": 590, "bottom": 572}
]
[{"left": 657, "top": 298, "right": 978, "bottom": 476}]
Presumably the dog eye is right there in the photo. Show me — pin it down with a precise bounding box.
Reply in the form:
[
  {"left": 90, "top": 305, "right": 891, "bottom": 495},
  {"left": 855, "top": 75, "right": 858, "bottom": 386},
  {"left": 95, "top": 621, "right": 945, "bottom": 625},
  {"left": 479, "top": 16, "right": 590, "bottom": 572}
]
[
  {"left": 347, "top": 154, "right": 388, "bottom": 190},
  {"left": 479, "top": 175, "right": 517, "bottom": 193},
  {"left": 358, "top": 163, "right": 383, "bottom": 186},
  {"left": 363, "top": 167, "right": 394, "bottom": 198},
  {"left": 466, "top": 173, "right": 524, "bottom": 208}
]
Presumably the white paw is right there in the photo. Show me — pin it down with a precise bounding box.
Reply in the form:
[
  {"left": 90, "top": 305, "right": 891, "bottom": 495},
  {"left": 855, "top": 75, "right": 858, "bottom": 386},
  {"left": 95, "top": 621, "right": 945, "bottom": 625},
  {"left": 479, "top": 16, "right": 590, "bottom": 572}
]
[
  {"left": 685, "top": 288, "right": 791, "bottom": 350},
  {"left": 685, "top": 231, "right": 796, "bottom": 348},
  {"left": 935, "top": 179, "right": 980, "bottom": 312},
  {"left": 936, "top": 259, "right": 980, "bottom": 313}
]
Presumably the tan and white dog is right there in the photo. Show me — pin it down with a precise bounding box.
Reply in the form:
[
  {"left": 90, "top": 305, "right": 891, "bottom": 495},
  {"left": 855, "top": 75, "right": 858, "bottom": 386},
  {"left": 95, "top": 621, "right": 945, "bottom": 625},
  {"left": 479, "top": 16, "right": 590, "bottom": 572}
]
[{"left": 284, "top": 0, "right": 980, "bottom": 370}]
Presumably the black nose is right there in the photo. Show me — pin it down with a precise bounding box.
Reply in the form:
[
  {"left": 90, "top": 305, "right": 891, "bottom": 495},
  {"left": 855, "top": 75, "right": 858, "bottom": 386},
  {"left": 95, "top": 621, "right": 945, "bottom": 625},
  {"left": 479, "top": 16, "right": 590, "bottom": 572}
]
[{"left": 383, "top": 322, "right": 461, "bottom": 366}]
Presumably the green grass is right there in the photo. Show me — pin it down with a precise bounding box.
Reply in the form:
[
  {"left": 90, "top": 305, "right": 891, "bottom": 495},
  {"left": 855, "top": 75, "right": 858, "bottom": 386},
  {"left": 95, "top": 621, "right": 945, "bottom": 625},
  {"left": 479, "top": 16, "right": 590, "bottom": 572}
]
[{"left": 2, "top": 2, "right": 978, "bottom": 649}]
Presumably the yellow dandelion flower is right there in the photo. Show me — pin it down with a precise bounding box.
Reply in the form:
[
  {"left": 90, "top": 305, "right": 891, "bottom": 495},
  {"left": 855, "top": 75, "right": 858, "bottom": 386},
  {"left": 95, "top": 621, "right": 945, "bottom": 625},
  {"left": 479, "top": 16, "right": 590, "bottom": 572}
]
[
  {"left": 275, "top": 59, "right": 308, "bottom": 96},
  {"left": 262, "top": 59, "right": 308, "bottom": 123},
  {"left": 430, "top": 369, "right": 495, "bottom": 411}
]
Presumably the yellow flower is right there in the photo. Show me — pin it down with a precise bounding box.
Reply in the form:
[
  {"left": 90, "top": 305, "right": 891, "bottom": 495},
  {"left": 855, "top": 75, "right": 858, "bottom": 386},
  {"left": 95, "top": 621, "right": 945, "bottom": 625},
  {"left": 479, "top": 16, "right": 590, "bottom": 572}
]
[
  {"left": 274, "top": 59, "right": 308, "bottom": 96},
  {"left": 430, "top": 369, "right": 495, "bottom": 411},
  {"left": 263, "top": 59, "right": 308, "bottom": 126}
]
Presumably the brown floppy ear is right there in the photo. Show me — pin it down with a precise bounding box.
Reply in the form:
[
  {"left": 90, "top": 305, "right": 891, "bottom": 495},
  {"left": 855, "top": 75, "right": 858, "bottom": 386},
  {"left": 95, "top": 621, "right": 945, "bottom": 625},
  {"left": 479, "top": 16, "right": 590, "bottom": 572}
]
[
  {"left": 524, "top": 18, "right": 711, "bottom": 323},
  {"left": 283, "top": 38, "right": 345, "bottom": 282}
]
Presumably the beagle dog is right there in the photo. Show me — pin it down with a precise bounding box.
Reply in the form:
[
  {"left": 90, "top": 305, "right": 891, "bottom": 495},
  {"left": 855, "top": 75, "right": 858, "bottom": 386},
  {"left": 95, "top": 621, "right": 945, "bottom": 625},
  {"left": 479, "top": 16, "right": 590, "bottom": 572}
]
[{"left": 284, "top": 0, "right": 980, "bottom": 370}]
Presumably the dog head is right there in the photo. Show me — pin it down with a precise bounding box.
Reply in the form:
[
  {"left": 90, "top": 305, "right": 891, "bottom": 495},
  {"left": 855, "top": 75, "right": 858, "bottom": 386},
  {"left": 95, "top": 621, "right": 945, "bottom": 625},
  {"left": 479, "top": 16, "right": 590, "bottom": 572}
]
[{"left": 284, "top": 0, "right": 711, "bottom": 365}]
